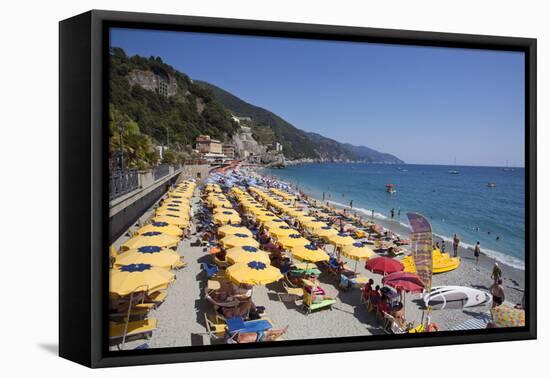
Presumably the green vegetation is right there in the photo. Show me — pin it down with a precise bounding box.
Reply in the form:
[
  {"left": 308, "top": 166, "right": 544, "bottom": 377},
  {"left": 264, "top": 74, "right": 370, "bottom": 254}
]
[
  {"left": 109, "top": 47, "right": 238, "bottom": 165},
  {"left": 196, "top": 81, "right": 403, "bottom": 163},
  {"left": 109, "top": 106, "right": 159, "bottom": 170},
  {"left": 108, "top": 47, "right": 403, "bottom": 165}
]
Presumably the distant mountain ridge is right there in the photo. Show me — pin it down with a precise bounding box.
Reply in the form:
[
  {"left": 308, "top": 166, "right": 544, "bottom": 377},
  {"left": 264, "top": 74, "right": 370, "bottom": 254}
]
[{"left": 196, "top": 80, "right": 404, "bottom": 164}]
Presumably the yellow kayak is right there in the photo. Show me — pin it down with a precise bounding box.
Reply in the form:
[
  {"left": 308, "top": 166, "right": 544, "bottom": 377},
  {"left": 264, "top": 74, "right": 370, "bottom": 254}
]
[{"left": 403, "top": 249, "right": 460, "bottom": 274}]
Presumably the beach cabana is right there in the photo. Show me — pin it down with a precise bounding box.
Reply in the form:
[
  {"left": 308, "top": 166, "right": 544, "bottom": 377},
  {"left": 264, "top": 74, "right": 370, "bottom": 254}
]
[
  {"left": 135, "top": 222, "right": 184, "bottom": 237},
  {"left": 226, "top": 246, "right": 271, "bottom": 265},
  {"left": 121, "top": 232, "right": 180, "bottom": 251}
]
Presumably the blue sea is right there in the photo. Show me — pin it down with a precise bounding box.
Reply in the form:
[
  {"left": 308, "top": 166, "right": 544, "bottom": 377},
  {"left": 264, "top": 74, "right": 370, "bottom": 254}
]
[{"left": 264, "top": 163, "right": 525, "bottom": 270}]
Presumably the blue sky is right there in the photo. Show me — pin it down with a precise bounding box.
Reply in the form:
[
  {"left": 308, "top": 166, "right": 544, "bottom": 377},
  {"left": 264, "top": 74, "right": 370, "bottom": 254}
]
[{"left": 111, "top": 28, "right": 525, "bottom": 167}]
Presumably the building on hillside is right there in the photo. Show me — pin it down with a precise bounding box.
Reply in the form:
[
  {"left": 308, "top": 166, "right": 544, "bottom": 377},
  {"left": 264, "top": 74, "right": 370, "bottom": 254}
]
[
  {"left": 272, "top": 142, "right": 283, "bottom": 153},
  {"left": 127, "top": 67, "right": 177, "bottom": 97},
  {"left": 195, "top": 135, "right": 222, "bottom": 154},
  {"left": 222, "top": 144, "right": 235, "bottom": 158},
  {"left": 231, "top": 115, "right": 253, "bottom": 124}
]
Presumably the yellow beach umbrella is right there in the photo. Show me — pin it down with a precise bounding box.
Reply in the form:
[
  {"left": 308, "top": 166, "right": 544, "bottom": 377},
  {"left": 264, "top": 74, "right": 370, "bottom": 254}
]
[
  {"left": 302, "top": 219, "right": 328, "bottom": 230},
  {"left": 121, "top": 232, "right": 180, "bottom": 251},
  {"left": 213, "top": 207, "right": 238, "bottom": 214},
  {"left": 291, "top": 243, "right": 329, "bottom": 263},
  {"left": 110, "top": 263, "right": 175, "bottom": 296},
  {"left": 297, "top": 215, "right": 317, "bottom": 224},
  {"left": 313, "top": 226, "right": 338, "bottom": 238},
  {"left": 226, "top": 246, "right": 271, "bottom": 265},
  {"left": 220, "top": 233, "right": 260, "bottom": 249},
  {"left": 156, "top": 207, "right": 190, "bottom": 218},
  {"left": 135, "top": 222, "right": 184, "bottom": 237},
  {"left": 341, "top": 242, "right": 375, "bottom": 261},
  {"left": 226, "top": 261, "right": 283, "bottom": 285},
  {"left": 151, "top": 215, "right": 190, "bottom": 229},
  {"left": 278, "top": 234, "right": 310, "bottom": 249},
  {"left": 263, "top": 219, "right": 288, "bottom": 230},
  {"left": 114, "top": 246, "right": 182, "bottom": 269},
  {"left": 327, "top": 233, "right": 355, "bottom": 247},
  {"left": 213, "top": 211, "right": 242, "bottom": 225},
  {"left": 268, "top": 225, "right": 297, "bottom": 238},
  {"left": 256, "top": 212, "right": 279, "bottom": 223},
  {"left": 217, "top": 224, "right": 253, "bottom": 237}
]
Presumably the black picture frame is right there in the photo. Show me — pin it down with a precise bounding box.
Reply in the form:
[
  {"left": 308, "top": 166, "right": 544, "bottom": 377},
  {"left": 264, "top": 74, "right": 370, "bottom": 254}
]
[{"left": 59, "top": 9, "right": 537, "bottom": 368}]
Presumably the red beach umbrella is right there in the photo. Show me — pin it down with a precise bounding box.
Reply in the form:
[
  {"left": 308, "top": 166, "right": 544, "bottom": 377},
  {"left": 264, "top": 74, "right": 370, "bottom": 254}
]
[
  {"left": 382, "top": 272, "right": 424, "bottom": 293},
  {"left": 365, "top": 256, "right": 404, "bottom": 275}
]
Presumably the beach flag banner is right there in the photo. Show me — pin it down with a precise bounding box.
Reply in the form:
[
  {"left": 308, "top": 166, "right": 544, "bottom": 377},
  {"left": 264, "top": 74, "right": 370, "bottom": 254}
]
[{"left": 406, "top": 212, "right": 433, "bottom": 291}]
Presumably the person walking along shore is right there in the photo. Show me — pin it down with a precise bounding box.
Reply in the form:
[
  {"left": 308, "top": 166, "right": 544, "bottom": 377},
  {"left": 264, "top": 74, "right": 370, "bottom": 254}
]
[{"left": 453, "top": 234, "right": 460, "bottom": 257}]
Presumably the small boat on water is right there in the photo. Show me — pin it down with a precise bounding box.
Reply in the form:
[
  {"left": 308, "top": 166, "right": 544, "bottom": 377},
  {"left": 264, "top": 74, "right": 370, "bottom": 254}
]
[
  {"left": 487, "top": 182, "right": 496, "bottom": 188},
  {"left": 448, "top": 157, "right": 459, "bottom": 174},
  {"left": 385, "top": 184, "right": 396, "bottom": 194},
  {"left": 503, "top": 161, "right": 515, "bottom": 172}
]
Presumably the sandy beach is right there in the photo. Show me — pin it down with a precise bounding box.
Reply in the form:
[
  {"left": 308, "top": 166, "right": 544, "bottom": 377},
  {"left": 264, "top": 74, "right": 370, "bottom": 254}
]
[{"left": 110, "top": 167, "right": 525, "bottom": 350}]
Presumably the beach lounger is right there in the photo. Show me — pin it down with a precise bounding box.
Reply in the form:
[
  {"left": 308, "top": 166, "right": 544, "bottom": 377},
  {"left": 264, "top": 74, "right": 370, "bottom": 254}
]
[
  {"left": 204, "top": 314, "right": 228, "bottom": 341},
  {"left": 302, "top": 291, "right": 336, "bottom": 314},
  {"left": 148, "top": 290, "right": 167, "bottom": 304},
  {"left": 109, "top": 318, "right": 158, "bottom": 341},
  {"left": 277, "top": 281, "right": 304, "bottom": 303}
]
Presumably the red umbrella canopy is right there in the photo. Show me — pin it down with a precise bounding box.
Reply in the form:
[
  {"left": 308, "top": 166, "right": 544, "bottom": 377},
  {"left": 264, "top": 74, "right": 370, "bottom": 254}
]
[
  {"left": 382, "top": 272, "right": 425, "bottom": 293},
  {"left": 365, "top": 257, "right": 404, "bottom": 275}
]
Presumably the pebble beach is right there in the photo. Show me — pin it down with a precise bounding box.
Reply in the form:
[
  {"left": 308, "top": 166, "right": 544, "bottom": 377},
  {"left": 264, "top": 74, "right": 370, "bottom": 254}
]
[{"left": 110, "top": 167, "right": 525, "bottom": 350}]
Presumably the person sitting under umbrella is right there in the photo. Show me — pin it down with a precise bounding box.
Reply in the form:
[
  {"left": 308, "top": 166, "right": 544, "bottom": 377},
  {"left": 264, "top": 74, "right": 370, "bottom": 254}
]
[
  {"left": 390, "top": 302, "right": 406, "bottom": 327},
  {"left": 304, "top": 273, "right": 335, "bottom": 303}
]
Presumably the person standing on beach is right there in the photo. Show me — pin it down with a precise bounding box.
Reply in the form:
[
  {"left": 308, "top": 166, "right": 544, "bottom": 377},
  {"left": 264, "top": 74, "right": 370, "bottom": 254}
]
[
  {"left": 452, "top": 234, "right": 460, "bottom": 257},
  {"left": 441, "top": 240, "right": 446, "bottom": 253},
  {"left": 397, "top": 208, "right": 401, "bottom": 217},
  {"left": 491, "top": 262, "right": 502, "bottom": 285},
  {"left": 349, "top": 200, "right": 353, "bottom": 209},
  {"left": 490, "top": 279, "right": 505, "bottom": 307},
  {"left": 390, "top": 208, "right": 395, "bottom": 219},
  {"left": 474, "top": 241, "right": 481, "bottom": 265},
  {"left": 371, "top": 209, "right": 375, "bottom": 220}
]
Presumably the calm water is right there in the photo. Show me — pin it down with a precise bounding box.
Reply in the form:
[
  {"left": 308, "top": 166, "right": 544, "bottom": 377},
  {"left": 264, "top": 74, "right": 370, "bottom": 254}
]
[{"left": 265, "top": 163, "right": 525, "bottom": 269}]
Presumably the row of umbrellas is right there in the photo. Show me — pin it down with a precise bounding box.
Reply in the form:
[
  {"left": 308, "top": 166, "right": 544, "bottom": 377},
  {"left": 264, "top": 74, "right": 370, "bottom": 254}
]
[
  {"left": 110, "top": 180, "right": 196, "bottom": 297},
  {"left": 204, "top": 184, "right": 283, "bottom": 286},
  {"left": 246, "top": 187, "right": 375, "bottom": 268}
]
